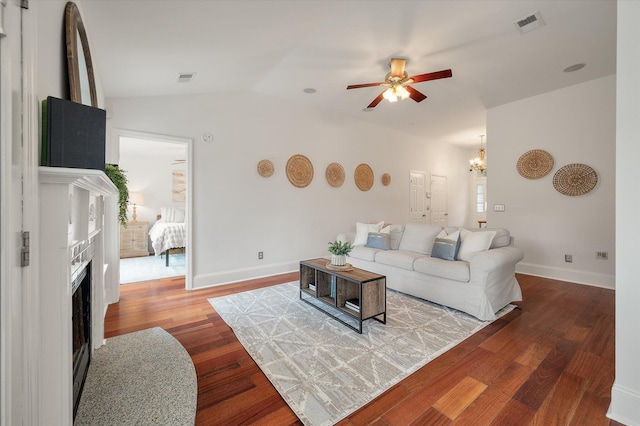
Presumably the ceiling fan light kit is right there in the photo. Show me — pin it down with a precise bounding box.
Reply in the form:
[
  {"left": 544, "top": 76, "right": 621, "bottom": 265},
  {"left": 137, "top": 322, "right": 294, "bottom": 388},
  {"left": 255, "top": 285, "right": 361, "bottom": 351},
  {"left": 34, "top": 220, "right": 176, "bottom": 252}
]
[{"left": 347, "top": 58, "right": 452, "bottom": 109}]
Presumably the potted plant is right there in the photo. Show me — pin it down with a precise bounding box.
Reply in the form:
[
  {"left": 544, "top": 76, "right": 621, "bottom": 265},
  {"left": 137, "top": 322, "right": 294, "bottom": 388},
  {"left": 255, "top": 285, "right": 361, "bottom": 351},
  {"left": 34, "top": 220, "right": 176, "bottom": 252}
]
[
  {"left": 328, "top": 240, "right": 353, "bottom": 266},
  {"left": 105, "top": 164, "right": 129, "bottom": 227}
]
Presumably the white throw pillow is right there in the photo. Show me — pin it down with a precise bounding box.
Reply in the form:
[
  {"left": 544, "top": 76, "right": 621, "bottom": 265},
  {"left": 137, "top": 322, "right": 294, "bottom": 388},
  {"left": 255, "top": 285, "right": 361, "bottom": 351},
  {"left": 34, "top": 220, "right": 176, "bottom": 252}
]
[
  {"left": 398, "top": 223, "right": 442, "bottom": 254},
  {"left": 353, "top": 221, "right": 384, "bottom": 246},
  {"left": 457, "top": 229, "right": 496, "bottom": 261}
]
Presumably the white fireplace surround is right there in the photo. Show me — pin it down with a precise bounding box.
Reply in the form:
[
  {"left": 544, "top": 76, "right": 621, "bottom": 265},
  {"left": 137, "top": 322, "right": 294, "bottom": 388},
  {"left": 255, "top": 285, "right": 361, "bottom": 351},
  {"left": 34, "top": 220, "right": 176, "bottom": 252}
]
[{"left": 38, "top": 167, "right": 119, "bottom": 425}]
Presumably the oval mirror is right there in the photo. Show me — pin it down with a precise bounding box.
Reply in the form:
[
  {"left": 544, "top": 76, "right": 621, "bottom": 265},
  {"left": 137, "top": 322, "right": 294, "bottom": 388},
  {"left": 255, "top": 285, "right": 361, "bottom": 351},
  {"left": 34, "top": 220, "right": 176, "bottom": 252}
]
[{"left": 65, "top": 2, "right": 98, "bottom": 107}]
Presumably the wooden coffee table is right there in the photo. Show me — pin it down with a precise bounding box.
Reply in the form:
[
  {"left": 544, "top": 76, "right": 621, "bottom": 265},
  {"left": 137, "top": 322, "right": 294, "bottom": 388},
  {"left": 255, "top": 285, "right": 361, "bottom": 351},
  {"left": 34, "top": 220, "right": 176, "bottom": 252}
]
[{"left": 299, "top": 258, "right": 386, "bottom": 334}]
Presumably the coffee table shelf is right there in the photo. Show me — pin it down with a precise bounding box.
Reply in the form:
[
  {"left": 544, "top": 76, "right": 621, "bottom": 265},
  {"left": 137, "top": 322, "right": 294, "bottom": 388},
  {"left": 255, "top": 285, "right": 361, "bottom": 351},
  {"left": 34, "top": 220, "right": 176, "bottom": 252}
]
[{"left": 299, "top": 258, "right": 386, "bottom": 334}]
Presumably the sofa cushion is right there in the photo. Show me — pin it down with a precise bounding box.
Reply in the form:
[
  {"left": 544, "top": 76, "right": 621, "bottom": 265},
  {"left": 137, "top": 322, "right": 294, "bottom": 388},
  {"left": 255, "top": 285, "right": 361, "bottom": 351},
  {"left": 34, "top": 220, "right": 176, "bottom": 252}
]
[
  {"left": 365, "top": 232, "right": 390, "bottom": 250},
  {"left": 389, "top": 224, "right": 405, "bottom": 250},
  {"left": 413, "top": 256, "right": 470, "bottom": 282},
  {"left": 457, "top": 229, "right": 496, "bottom": 261},
  {"left": 374, "top": 250, "right": 423, "bottom": 271},
  {"left": 353, "top": 221, "right": 384, "bottom": 246},
  {"left": 431, "top": 230, "right": 461, "bottom": 261},
  {"left": 349, "top": 245, "right": 380, "bottom": 262},
  {"left": 398, "top": 223, "right": 442, "bottom": 254},
  {"left": 463, "top": 227, "right": 511, "bottom": 248}
]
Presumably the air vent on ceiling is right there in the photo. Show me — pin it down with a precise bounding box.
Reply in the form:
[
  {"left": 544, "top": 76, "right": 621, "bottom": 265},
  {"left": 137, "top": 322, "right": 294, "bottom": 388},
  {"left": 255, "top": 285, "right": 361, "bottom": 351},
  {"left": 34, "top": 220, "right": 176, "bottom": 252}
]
[
  {"left": 514, "top": 11, "right": 545, "bottom": 34},
  {"left": 176, "top": 72, "right": 196, "bottom": 83}
]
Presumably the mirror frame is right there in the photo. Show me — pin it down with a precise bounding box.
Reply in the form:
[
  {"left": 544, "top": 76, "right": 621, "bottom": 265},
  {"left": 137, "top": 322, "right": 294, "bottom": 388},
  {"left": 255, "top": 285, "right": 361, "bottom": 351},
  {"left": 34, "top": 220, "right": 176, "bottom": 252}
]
[{"left": 65, "top": 2, "right": 98, "bottom": 107}]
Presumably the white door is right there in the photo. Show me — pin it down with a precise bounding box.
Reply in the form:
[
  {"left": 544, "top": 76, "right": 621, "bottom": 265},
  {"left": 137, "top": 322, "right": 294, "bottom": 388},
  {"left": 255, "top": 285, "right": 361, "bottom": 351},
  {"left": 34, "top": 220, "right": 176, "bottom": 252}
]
[
  {"left": 431, "top": 175, "right": 448, "bottom": 227},
  {"left": 2, "top": 2, "right": 38, "bottom": 423},
  {"left": 409, "top": 171, "right": 427, "bottom": 223}
]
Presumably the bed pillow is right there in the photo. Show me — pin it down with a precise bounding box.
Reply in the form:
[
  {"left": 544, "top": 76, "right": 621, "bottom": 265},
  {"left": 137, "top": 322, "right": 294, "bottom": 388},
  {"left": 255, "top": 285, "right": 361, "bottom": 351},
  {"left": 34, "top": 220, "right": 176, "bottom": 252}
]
[
  {"left": 457, "top": 229, "right": 496, "bottom": 262},
  {"left": 353, "top": 221, "right": 384, "bottom": 246},
  {"left": 431, "top": 230, "right": 461, "bottom": 261},
  {"left": 366, "top": 232, "right": 390, "bottom": 250},
  {"left": 160, "top": 207, "right": 185, "bottom": 223}
]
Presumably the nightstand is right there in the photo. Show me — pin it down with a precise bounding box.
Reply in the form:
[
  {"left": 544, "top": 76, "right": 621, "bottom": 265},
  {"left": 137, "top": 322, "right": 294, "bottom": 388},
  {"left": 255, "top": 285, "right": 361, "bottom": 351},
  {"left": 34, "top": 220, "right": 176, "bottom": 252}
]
[{"left": 120, "top": 221, "right": 149, "bottom": 258}]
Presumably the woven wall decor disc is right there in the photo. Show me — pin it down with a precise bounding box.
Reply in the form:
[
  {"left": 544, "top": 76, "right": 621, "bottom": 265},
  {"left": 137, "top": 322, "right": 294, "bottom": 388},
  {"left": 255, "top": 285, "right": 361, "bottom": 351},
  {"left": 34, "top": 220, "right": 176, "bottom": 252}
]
[
  {"left": 354, "top": 163, "right": 374, "bottom": 191},
  {"left": 325, "top": 162, "right": 345, "bottom": 187},
  {"left": 286, "top": 154, "right": 314, "bottom": 188},
  {"left": 257, "top": 159, "right": 274, "bottom": 177},
  {"left": 553, "top": 163, "right": 598, "bottom": 196},
  {"left": 381, "top": 173, "right": 391, "bottom": 186},
  {"left": 516, "top": 149, "right": 554, "bottom": 179}
]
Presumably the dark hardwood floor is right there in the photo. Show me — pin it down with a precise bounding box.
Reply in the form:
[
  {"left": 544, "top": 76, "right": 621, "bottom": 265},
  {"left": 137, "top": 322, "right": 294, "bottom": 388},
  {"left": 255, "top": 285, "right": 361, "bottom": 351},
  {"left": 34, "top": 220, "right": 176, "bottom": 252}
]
[{"left": 104, "top": 273, "right": 619, "bottom": 425}]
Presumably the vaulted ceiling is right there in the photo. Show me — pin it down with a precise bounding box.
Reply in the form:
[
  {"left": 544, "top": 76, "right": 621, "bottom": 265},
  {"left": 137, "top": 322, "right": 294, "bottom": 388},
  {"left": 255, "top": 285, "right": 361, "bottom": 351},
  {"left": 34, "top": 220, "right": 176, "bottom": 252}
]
[{"left": 80, "top": 0, "right": 616, "bottom": 148}]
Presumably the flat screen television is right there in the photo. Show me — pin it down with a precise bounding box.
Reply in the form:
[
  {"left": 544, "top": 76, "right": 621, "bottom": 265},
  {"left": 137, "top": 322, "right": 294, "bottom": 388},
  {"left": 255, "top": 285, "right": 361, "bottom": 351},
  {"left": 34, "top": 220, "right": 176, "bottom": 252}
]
[{"left": 41, "top": 96, "right": 106, "bottom": 171}]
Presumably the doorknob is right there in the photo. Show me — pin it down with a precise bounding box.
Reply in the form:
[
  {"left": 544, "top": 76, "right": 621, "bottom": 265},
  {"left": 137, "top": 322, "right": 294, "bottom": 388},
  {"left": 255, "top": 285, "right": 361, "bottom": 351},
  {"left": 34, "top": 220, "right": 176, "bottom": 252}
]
[
  {"left": 422, "top": 214, "right": 426, "bottom": 217},
  {"left": 444, "top": 213, "right": 448, "bottom": 216}
]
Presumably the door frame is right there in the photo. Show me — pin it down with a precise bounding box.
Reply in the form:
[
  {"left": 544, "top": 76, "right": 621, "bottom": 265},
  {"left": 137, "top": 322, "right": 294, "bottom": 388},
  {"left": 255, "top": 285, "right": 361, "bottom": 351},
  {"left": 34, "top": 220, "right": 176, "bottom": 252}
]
[{"left": 113, "top": 128, "right": 194, "bottom": 290}]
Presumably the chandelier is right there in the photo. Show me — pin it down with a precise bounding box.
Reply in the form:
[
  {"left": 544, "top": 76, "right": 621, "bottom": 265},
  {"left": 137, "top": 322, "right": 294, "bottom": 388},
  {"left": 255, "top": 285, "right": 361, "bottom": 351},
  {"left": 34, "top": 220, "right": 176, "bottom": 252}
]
[{"left": 469, "top": 135, "right": 487, "bottom": 172}]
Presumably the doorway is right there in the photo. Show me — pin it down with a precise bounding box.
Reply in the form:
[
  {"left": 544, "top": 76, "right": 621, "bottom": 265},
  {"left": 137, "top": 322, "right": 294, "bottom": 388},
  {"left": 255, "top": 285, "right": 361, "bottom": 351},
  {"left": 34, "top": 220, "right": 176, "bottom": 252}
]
[
  {"left": 114, "top": 129, "right": 193, "bottom": 289},
  {"left": 410, "top": 171, "right": 428, "bottom": 224}
]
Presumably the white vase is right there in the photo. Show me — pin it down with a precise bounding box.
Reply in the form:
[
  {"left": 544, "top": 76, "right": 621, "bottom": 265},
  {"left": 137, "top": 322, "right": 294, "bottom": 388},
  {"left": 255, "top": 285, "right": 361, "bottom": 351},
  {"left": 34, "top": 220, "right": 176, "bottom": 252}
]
[{"left": 331, "top": 254, "right": 346, "bottom": 266}]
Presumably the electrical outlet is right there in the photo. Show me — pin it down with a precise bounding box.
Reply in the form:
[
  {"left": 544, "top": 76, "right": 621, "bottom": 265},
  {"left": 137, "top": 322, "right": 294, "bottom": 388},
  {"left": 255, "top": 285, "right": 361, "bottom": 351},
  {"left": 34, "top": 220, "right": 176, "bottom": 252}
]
[
  {"left": 596, "top": 251, "right": 608, "bottom": 260},
  {"left": 565, "top": 254, "right": 573, "bottom": 263},
  {"left": 258, "top": 251, "right": 263, "bottom": 260}
]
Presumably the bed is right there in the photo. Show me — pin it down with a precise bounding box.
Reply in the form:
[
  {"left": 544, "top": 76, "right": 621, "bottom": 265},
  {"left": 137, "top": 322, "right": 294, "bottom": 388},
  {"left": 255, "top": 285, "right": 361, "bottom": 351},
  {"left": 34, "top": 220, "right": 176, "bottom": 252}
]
[{"left": 149, "top": 207, "right": 187, "bottom": 266}]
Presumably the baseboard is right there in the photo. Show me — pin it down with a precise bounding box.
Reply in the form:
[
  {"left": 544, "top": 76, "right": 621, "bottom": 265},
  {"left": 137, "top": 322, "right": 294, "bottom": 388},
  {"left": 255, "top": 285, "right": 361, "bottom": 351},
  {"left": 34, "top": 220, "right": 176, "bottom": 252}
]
[
  {"left": 516, "top": 262, "right": 615, "bottom": 289},
  {"left": 608, "top": 383, "right": 640, "bottom": 425},
  {"left": 192, "top": 260, "right": 299, "bottom": 289}
]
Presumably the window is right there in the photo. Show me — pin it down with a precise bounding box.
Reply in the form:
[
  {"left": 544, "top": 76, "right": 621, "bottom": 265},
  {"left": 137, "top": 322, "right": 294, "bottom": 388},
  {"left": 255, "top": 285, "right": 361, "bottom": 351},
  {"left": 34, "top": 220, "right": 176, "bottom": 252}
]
[{"left": 476, "top": 184, "right": 485, "bottom": 213}]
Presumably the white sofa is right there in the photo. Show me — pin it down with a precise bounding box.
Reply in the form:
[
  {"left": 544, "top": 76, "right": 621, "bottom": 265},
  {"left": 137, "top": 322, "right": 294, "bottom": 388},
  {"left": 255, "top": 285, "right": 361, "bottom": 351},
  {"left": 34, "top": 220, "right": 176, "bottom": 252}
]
[{"left": 337, "top": 223, "right": 524, "bottom": 320}]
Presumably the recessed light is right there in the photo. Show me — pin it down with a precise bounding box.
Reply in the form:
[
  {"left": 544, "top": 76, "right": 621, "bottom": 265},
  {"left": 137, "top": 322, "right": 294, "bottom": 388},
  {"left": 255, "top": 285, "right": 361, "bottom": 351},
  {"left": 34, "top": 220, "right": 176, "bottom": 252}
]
[
  {"left": 303, "top": 88, "right": 317, "bottom": 94},
  {"left": 563, "top": 63, "right": 586, "bottom": 73}
]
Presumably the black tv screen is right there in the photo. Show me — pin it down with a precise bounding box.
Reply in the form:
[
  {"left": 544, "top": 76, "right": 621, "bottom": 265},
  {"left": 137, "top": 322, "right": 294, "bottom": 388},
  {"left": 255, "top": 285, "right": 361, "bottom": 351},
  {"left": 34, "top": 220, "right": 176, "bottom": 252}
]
[{"left": 41, "top": 96, "right": 106, "bottom": 171}]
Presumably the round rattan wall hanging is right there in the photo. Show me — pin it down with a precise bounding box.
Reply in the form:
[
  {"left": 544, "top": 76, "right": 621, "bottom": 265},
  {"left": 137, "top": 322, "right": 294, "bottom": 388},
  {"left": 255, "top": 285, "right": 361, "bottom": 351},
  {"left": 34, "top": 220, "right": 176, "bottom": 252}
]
[
  {"left": 285, "top": 154, "right": 314, "bottom": 188},
  {"left": 381, "top": 173, "right": 391, "bottom": 186},
  {"left": 516, "top": 149, "right": 554, "bottom": 179},
  {"left": 256, "top": 159, "right": 274, "bottom": 177},
  {"left": 325, "top": 162, "right": 345, "bottom": 187},
  {"left": 552, "top": 163, "right": 598, "bottom": 196},
  {"left": 354, "top": 163, "right": 374, "bottom": 191}
]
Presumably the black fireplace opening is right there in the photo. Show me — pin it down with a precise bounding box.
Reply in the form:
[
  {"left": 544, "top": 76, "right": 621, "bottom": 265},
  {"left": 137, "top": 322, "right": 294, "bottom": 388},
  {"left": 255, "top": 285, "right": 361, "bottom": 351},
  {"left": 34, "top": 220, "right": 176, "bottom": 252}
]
[{"left": 72, "top": 261, "right": 91, "bottom": 419}]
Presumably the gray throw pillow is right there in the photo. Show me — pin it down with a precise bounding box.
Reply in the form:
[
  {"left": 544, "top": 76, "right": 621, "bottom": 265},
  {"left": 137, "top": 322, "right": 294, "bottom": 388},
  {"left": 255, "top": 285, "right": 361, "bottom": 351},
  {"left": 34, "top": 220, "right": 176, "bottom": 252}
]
[
  {"left": 431, "top": 236, "right": 461, "bottom": 261},
  {"left": 366, "top": 232, "right": 390, "bottom": 250}
]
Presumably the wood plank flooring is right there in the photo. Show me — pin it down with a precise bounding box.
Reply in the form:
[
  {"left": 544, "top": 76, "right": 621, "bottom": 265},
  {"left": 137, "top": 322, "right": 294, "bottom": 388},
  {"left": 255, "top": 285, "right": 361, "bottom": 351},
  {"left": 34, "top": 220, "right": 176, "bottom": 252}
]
[{"left": 104, "top": 273, "right": 620, "bottom": 425}]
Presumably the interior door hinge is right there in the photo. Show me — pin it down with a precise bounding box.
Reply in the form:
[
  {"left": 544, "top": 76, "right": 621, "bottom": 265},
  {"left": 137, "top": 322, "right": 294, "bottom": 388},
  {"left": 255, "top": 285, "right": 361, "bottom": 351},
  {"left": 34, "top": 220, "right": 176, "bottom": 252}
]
[
  {"left": 20, "top": 0, "right": 28, "bottom": 10},
  {"left": 21, "top": 231, "right": 30, "bottom": 267}
]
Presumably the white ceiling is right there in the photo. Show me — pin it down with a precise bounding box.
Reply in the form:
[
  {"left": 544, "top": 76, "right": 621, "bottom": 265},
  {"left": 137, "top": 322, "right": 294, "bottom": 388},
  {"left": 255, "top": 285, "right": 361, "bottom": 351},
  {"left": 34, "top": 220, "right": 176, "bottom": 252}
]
[{"left": 80, "top": 0, "right": 616, "bottom": 148}]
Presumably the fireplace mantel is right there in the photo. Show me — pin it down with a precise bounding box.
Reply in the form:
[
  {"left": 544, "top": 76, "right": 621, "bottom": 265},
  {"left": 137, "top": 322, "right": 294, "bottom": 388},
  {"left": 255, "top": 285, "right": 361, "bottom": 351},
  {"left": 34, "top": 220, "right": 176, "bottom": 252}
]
[{"left": 38, "top": 166, "right": 119, "bottom": 424}]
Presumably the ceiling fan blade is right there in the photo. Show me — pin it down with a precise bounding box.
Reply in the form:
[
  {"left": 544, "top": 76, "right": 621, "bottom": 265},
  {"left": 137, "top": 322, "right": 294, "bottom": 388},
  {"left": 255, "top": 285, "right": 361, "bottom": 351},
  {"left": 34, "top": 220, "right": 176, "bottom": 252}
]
[
  {"left": 409, "top": 69, "right": 453, "bottom": 83},
  {"left": 389, "top": 58, "right": 406, "bottom": 78},
  {"left": 366, "top": 92, "right": 385, "bottom": 109},
  {"left": 406, "top": 86, "right": 427, "bottom": 103},
  {"left": 347, "top": 82, "right": 385, "bottom": 90}
]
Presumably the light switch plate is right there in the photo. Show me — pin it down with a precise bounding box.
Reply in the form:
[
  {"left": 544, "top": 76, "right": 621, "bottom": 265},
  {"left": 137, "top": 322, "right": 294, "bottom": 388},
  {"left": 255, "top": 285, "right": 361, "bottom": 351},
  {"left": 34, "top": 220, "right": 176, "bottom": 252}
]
[{"left": 494, "top": 204, "right": 505, "bottom": 212}]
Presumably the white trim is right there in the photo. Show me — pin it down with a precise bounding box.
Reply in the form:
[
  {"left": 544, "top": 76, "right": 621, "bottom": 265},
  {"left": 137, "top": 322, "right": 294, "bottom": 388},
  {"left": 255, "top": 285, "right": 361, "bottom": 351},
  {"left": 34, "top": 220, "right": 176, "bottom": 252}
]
[
  {"left": 608, "top": 383, "right": 640, "bottom": 426},
  {"left": 112, "top": 128, "right": 194, "bottom": 290},
  {"left": 516, "top": 262, "right": 615, "bottom": 289},
  {"left": 193, "top": 261, "right": 299, "bottom": 290}
]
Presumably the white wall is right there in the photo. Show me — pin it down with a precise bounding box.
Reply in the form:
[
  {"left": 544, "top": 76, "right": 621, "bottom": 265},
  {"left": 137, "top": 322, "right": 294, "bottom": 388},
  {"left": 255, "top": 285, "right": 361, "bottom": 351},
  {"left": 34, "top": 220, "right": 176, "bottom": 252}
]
[
  {"left": 487, "top": 75, "right": 616, "bottom": 288},
  {"left": 609, "top": 2, "right": 640, "bottom": 424},
  {"left": 107, "top": 92, "right": 472, "bottom": 288}
]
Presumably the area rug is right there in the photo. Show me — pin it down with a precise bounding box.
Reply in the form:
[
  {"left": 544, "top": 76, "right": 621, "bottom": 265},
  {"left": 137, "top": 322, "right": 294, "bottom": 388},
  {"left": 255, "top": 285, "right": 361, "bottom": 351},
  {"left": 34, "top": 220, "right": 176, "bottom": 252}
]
[
  {"left": 120, "top": 253, "right": 185, "bottom": 284},
  {"left": 74, "top": 327, "right": 197, "bottom": 426},
  {"left": 208, "top": 282, "right": 513, "bottom": 426}
]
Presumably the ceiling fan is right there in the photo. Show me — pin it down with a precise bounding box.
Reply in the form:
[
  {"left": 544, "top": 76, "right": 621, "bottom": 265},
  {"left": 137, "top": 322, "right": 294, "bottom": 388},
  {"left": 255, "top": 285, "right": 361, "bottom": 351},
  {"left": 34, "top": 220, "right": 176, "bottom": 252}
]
[{"left": 346, "top": 58, "right": 452, "bottom": 109}]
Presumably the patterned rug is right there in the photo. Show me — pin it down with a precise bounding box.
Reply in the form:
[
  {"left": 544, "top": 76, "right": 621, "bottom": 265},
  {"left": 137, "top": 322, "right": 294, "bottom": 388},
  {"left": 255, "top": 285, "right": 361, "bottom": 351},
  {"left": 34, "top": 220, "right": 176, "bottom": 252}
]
[
  {"left": 209, "top": 282, "right": 513, "bottom": 426},
  {"left": 120, "top": 253, "right": 185, "bottom": 284}
]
